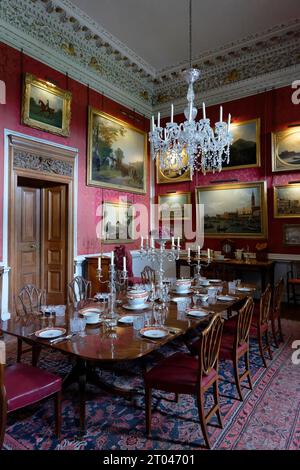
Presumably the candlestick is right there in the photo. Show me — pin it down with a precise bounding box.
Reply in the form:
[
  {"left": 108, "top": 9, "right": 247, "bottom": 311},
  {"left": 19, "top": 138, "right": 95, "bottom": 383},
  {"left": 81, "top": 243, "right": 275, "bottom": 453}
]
[
  {"left": 111, "top": 251, "right": 114, "bottom": 265},
  {"left": 177, "top": 237, "right": 180, "bottom": 247},
  {"left": 207, "top": 248, "right": 211, "bottom": 259},
  {"left": 197, "top": 245, "right": 200, "bottom": 256},
  {"left": 188, "top": 248, "right": 191, "bottom": 258},
  {"left": 171, "top": 236, "right": 175, "bottom": 247},
  {"left": 98, "top": 256, "right": 101, "bottom": 270},
  {"left": 123, "top": 256, "right": 126, "bottom": 271}
]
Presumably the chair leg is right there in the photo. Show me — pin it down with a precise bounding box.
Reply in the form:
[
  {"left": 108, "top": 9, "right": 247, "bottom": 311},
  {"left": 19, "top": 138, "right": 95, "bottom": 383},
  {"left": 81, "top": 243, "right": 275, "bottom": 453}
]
[
  {"left": 258, "top": 331, "right": 267, "bottom": 368},
  {"left": 17, "top": 338, "right": 22, "bottom": 363},
  {"left": 213, "top": 380, "right": 223, "bottom": 428},
  {"left": 145, "top": 387, "right": 152, "bottom": 437},
  {"left": 278, "top": 317, "right": 284, "bottom": 343},
  {"left": 0, "top": 398, "right": 7, "bottom": 450},
  {"left": 271, "top": 319, "right": 279, "bottom": 348},
  {"left": 196, "top": 390, "right": 211, "bottom": 449},
  {"left": 245, "top": 350, "right": 252, "bottom": 390},
  {"left": 265, "top": 331, "right": 272, "bottom": 360},
  {"left": 233, "top": 358, "right": 243, "bottom": 401},
  {"left": 54, "top": 391, "right": 62, "bottom": 438}
]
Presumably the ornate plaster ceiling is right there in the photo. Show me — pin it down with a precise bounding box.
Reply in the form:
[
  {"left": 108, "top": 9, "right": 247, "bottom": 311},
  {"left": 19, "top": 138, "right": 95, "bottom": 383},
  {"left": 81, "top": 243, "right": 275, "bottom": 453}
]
[{"left": 0, "top": 0, "right": 300, "bottom": 116}]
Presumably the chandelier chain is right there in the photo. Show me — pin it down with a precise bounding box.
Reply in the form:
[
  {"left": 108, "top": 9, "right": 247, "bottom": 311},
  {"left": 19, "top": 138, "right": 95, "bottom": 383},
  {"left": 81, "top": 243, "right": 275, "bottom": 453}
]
[{"left": 189, "top": 0, "right": 192, "bottom": 69}]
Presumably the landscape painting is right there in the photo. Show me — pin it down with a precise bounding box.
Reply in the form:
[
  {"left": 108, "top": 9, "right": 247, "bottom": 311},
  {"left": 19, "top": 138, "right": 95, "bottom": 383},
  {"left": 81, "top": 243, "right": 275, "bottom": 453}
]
[
  {"left": 272, "top": 128, "right": 300, "bottom": 172},
  {"left": 22, "top": 73, "right": 72, "bottom": 136},
  {"left": 158, "top": 192, "right": 191, "bottom": 220},
  {"left": 102, "top": 201, "right": 134, "bottom": 244},
  {"left": 283, "top": 225, "right": 300, "bottom": 246},
  {"left": 88, "top": 108, "right": 147, "bottom": 193},
  {"left": 274, "top": 184, "right": 300, "bottom": 218},
  {"left": 156, "top": 148, "right": 192, "bottom": 183},
  {"left": 222, "top": 118, "right": 260, "bottom": 170},
  {"left": 196, "top": 181, "right": 267, "bottom": 238}
]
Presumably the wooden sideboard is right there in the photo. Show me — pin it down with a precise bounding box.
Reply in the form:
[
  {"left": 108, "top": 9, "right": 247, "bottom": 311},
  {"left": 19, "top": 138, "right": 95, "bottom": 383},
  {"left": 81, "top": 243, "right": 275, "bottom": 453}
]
[{"left": 83, "top": 257, "right": 110, "bottom": 295}]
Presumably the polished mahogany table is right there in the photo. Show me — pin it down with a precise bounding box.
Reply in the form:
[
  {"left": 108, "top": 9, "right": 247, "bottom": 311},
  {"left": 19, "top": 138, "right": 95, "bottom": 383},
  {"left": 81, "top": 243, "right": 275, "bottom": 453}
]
[
  {"left": 176, "top": 256, "right": 275, "bottom": 291},
  {"left": 0, "top": 286, "right": 254, "bottom": 433}
]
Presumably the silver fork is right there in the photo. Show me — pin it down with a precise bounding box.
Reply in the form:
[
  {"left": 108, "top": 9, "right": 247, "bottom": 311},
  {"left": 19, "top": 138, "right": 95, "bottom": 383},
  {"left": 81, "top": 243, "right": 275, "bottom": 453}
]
[{"left": 50, "top": 334, "right": 75, "bottom": 344}]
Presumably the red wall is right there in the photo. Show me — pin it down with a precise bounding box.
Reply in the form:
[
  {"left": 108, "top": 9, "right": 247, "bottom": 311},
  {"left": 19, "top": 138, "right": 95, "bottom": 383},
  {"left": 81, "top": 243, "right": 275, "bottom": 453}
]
[
  {"left": 156, "top": 87, "right": 300, "bottom": 254},
  {"left": 0, "top": 42, "right": 150, "bottom": 261}
]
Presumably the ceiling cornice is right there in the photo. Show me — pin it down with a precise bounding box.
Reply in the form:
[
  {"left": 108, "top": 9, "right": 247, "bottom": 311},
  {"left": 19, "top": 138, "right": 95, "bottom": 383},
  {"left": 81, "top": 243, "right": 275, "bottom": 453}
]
[{"left": 0, "top": 0, "right": 299, "bottom": 117}]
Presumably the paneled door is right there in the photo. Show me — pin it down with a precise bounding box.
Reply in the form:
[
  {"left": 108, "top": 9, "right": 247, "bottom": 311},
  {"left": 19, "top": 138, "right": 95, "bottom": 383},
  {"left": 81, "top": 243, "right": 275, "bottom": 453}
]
[
  {"left": 16, "top": 187, "right": 41, "bottom": 292},
  {"left": 42, "top": 185, "right": 67, "bottom": 304}
]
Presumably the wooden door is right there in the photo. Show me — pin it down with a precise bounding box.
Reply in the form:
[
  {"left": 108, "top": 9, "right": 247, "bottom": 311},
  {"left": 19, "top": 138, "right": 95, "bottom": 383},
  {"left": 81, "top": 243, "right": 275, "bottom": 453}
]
[
  {"left": 16, "top": 187, "right": 41, "bottom": 293},
  {"left": 42, "top": 185, "right": 67, "bottom": 304}
]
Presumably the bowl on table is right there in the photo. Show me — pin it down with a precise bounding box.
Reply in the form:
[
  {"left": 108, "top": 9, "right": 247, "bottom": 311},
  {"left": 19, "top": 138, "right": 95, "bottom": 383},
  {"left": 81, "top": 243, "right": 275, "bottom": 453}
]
[
  {"left": 127, "top": 288, "right": 149, "bottom": 307},
  {"left": 174, "top": 279, "right": 192, "bottom": 293}
]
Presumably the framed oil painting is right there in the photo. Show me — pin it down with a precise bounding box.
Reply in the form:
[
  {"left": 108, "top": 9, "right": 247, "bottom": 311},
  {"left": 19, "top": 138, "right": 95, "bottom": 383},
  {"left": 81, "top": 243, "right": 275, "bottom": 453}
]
[
  {"left": 222, "top": 118, "right": 260, "bottom": 170},
  {"left": 158, "top": 192, "right": 192, "bottom": 220},
  {"left": 283, "top": 224, "right": 300, "bottom": 246},
  {"left": 102, "top": 201, "right": 134, "bottom": 244},
  {"left": 22, "top": 73, "right": 72, "bottom": 136},
  {"left": 88, "top": 108, "right": 147, "bottom": 193},
  {"left": 272, "top": 128, "right": 300, "bottom": 172},
  {"left": 156, "top": 148, "right": 192, "bottom": 184},
  {"left": 274, "top": 184, "right": 300, "bottom": 218},
  {"left": 196, "top": 181, "right": 267, "bottom": 238}
]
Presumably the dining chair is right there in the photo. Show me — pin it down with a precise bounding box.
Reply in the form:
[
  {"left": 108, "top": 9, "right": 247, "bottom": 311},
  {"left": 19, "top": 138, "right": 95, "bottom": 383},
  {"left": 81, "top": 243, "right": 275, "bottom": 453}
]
[
  {"left": 144, "top": 314, "right": 224, "bottom": 449},
  {"left": 0, "top": 340, "right": 62, "bottom": 449},
  {"left": 270, "top": 278, "right": 284, "bottom": 348},
  {"left": 287, "top": 262, "right": 300, "bottom": 305},
  {"left": 14, "top": 284, "right": 46, "bottom": 364},
  {"left": 68, "top": 276, "right": 91, "bottom": 306},
  {"left": 219, "top": 297, "right": 254, "bottom": 401},
  {"left": 114, "top": 245, "right": 141, "bottom": 285},
  {"left": 141, "top": 265, "right": 156, "bottom": 285},
  {"left": 249, "top": 284, "right": 272, "bottom": 368}
]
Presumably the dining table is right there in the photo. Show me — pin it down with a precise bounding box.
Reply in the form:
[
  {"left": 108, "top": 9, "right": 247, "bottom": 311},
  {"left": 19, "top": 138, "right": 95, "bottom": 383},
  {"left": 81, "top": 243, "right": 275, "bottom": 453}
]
[{"left": 0, "top": 282, "right": 256, "bottom": 433}]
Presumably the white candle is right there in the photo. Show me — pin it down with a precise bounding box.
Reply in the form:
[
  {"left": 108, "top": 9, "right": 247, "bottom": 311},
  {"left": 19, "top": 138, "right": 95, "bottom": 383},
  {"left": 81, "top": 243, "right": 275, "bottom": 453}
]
[
  {"left": 220, "top": 105, "right": 223, "bottom": 122},
  {"left": 151, "top": 115, "right": 155, "bottom": 131},
  {"left": 171, "top": 236, "right": 175, "bottom": 247},
  {"left": 123, "top": 256, "right": 126, "bottom": 271},
  {"left": 202, "top": 102, "right": 206, "bottom": 119},
  {"left": 141, "top": 236, "right": 144, "bottom": 249},
  {"left": 188, "top": 248, "right": 191, "bottom": 258},
  {"left": 111, "top": 251, "right": 114, "bottom": 265},
  {"left": 228, "top": 113, "right": 231, "bottom": 130},
  {"left": 98, "top": 256, "right": 101, "bottom": 270},
  {"left": 157, "top": 112, "right": 160, "bottom": 128},
  {"left": 177, "top": 237, "right": 180, "bottom": 247},
  {"left": 151, "top": 237, "right": 154, "bottom": 248},
  {"left": 198, "top": 245, "right": 200, "bottom": 256},
  {"left": 207, "top": 248, "right": 211, "bottom": 259},
  {"left": 171, "top": 104, "right": 174, "bottom": 123}
]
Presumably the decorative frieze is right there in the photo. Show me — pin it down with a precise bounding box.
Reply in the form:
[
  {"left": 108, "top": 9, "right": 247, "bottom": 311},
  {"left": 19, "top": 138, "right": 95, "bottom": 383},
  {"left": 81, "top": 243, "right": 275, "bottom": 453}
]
[{"left": 14, "top": 151, "right": 73, "bottom": 177}]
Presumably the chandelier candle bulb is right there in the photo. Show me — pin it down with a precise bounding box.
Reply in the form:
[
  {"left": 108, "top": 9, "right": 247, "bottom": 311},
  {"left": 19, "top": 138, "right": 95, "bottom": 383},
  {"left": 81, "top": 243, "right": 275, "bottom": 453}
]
[
  {"left": 98, "top": 256, "right": 101, "bottom": 270},
  {"left": 123, "top": 256, "right": 126, "bottom": 272},
  {"left": 157, "top": 112, "right": 160, "bottom": 128},
  {"left": 111, "top": 251, "right": 114, "bottom": 266},
  {"left": 220, "top": 106, "right": 223, "bottom": 122},
  {"left": 228, "top": 113, "right": 231, "bottom": 129},
  {"left": 171, "top": 104, "right": 174, "bottom": 123},
  {"left": 151, "top": 115, "right": 155, "bottom": 131},
  {"left": 202, "top": 102, "right": 206, "bottom": 119}
]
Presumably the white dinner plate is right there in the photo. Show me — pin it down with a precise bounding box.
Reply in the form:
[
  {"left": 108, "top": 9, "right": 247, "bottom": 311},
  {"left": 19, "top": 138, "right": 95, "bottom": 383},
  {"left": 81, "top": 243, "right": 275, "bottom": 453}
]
[
  {"left": 35, "top": 327, "right": 66, "bottom": 339},
  {"left": 118, "top": 315, "right": 134, "bottom": 324},
  {"left": 208, "top": 279, "right": 222, "bottom": 284},
  {"left": 186, "top": 309, "right": 208, "bottom": 318},
  {"left": 172, "top": 297, "right": 191, "bottom": 303},
  {"left": 123, "top": 302, "right": 151, "bottom": 310},
  {"left": 217, "top": 295, "right": 236, "bottom": 302},
  {"left": 80, "top": 307, "right": 103, "bottom": 315},
  {"left": 236, "top": 287, "right": 253, "bottom": 292},
  {"left": 140, "top": 327, "right": 168, "bottom": 339}
]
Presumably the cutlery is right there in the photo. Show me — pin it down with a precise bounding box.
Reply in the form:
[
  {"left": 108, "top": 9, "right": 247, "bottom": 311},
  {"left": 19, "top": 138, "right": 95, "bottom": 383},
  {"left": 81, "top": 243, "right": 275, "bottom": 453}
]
[{"left": 50, "top": 334, "right": 75, "bottom": 344}]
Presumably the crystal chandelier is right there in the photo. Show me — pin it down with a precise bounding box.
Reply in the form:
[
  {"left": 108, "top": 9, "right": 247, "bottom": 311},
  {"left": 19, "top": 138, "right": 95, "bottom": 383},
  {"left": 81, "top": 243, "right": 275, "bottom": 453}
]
[{"left": 149, "top": 0, "right": 233, "bottom": 176}]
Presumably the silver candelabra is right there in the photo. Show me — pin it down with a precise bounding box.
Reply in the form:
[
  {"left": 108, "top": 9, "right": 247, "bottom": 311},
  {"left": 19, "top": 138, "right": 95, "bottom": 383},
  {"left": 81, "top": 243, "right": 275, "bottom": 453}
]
[
  {"left": 96, "top": 263, "right": 128, "bottom": 317},
  {"left": 187, "top": 254, "right": 211, "bottom": 284}
]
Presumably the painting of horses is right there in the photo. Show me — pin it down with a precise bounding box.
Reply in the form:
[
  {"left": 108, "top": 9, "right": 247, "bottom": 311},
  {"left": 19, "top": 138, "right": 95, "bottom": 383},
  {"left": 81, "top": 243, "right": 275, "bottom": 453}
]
[
  {"left": 87, "top": 108, "right": 147, "bottom": 193},
  {"left": 22, "top": 74, "right": 72, "bottom": 136}
]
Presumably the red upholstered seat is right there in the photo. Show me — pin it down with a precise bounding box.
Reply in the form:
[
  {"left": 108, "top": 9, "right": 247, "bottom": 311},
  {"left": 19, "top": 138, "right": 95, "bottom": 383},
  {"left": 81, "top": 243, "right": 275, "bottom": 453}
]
[
  {"left": 5, "top": 363, "right": 62, "bottom": 412},
  {"left": 250, "top": 323, "right": 268, "bottom": 337},
  {"left": 219, "top": 332, "right": 247, "bottom": 360},
  {"left": 288, "top": 278, "right": 300, "bottom": 284},
  {"left": 145, "top": 352, "right": 217, "bottom": 394}
]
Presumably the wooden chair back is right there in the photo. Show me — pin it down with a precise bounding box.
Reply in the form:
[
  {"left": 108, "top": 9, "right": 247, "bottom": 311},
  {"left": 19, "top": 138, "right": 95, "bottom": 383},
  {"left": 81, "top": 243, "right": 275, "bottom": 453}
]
[
  {"left": 271, "top": 278, "right": 284, "bottom": 319},
  {"left": 259, "top": 284, "right": 272, "bottom": 325},
  {"left": 15, "top": 284, "right": 46, "bottom": 316},
  {"left": 141, "top": 266, "right": 156, "bottom": 285},
  {"left": 193, "top": 314, "right": 224, "bottom": 379},
  {"left": 68, "top": 276, "right": 91, "bottom": 305},
  {"left": 236, "top": 297, "right": 254, "bottom": 347}
]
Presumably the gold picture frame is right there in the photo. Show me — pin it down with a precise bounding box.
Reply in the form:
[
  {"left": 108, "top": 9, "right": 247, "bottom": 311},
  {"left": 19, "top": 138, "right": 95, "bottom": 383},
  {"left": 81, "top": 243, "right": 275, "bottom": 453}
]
[
  {"left": 222, "top": 118, "right": 261, "bottom": 170},
  {"left": 158, "top": 192, "right": 192, "bottom": 220},
  {"left": 87, "top": 108, "right": 147, "bottom": 194},
  {"left": 272, "top": 128, "right": 300, "bottom": 172},
  {"left": 283, "top": 224, "right": 300, "bottom": 246},
  {"left": 22, "top": 73, "right": 72, "bottom": 136},
  {"left": 156, "top": 148, "right": 192, "bottom": 184},
  {"left": 102, "top": 200, "right": 135, "bottom": 244},
  {"left": 195, "top": 181, "right": 267, "bottom": 238},
  {"left": 274, "top": 183, "right": 300, "bottom": 218}
]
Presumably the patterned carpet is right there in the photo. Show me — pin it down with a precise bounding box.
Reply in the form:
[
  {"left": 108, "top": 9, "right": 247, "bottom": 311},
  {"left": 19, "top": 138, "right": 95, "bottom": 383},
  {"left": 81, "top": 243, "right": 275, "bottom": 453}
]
[{"left": 3, "top": 319, "right": 300, "bottom": 450}]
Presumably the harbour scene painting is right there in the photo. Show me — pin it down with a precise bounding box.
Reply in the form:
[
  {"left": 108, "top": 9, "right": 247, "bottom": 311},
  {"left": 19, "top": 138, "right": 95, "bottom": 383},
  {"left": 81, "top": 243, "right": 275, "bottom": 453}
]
[
  {"left": 274, "top": 184, "right": 300, "bottom": 218},
  {"left": 88, "top": 108, "right": 147, "bottom": 193},
  {"left": 272, "top": 128, "right": 300, "bottom": 172},
  {"left": 196, "top": 182, "right": 267, "bottom": 238}
]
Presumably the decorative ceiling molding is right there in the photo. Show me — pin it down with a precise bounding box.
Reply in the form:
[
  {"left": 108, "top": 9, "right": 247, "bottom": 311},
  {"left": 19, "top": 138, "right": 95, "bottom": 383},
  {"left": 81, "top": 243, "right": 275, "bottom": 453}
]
[{"left": 0, "top": 0, "right": 299, "bottom": 117}]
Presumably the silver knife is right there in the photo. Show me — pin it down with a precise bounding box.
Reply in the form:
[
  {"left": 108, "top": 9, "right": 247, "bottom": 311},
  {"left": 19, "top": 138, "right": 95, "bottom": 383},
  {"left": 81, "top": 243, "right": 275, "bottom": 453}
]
[{"left": 50, "top": 334, "right": 74, "bottom": 344}]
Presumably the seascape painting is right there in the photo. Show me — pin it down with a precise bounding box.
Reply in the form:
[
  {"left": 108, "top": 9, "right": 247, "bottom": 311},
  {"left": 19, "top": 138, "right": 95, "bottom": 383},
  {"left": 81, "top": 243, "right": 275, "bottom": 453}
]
[
  {"left": 272, "top": 129, "right": 300, "bottom": 172},
  {"left": 88, "top": 108, "right": 147, "bottom": 193},
  {"left": 196, "top": 182, "right": 267, "bottom": 238},
  {"left": 222, "top": 118, "right": 260, "bottom": 170},
  {"left": 22, "top": 73, "right": 71, "bottom": 136},
  {"left": 274, "top": 184, "right": 300, "bottom": 218}
]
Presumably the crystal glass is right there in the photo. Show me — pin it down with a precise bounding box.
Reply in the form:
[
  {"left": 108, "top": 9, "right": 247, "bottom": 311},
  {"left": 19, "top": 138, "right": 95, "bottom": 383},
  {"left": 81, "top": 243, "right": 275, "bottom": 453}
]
[
  {"left": 133, "top": 314, "right": 144, "bottom": 331},
  {"left": 228, "top": 281, "right": 237, "bottom": 294},
  {"left": 78, "top": 317, "right": 87, "bottom": 337},
  {"left": 70, "top": 317, "right": 80, "bottom": 334}
]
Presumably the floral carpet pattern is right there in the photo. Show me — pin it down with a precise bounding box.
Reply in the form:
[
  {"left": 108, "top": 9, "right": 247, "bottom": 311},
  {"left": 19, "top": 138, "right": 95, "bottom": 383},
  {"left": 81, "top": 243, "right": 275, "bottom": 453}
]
[{"left": 3, "top": 320, "right": 300, "bottom": 450}]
